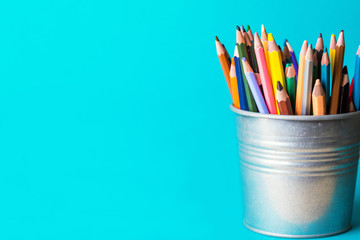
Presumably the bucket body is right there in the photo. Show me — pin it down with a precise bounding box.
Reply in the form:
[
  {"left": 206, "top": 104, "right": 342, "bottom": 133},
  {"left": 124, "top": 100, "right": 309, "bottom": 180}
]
[{"left": 231, "top": 105, "right": 360, "bottom": 238}]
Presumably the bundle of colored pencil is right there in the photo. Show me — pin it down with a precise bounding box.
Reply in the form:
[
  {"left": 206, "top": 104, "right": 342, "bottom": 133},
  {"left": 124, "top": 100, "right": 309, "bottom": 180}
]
[{"left": 216, "top": 25, "right": 359, "bottom": 115}]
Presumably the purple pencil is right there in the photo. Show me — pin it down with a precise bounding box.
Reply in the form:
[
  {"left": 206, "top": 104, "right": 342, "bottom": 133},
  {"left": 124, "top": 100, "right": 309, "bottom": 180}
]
[
  {"left": 286, "top": 40, "right": 299, "bottom": 77},
  {"left": 241, "top": 57, "right": 269, "bottom": 114}
]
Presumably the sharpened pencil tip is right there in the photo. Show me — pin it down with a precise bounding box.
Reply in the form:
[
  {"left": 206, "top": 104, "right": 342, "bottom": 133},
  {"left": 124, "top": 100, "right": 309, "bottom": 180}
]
[
  {"left": 236, "top": 25, "right": 240, "bottom": 31},
  {"left": 341, "top": 30, "right": 344, "bottom": 32},
  {"left": 240, "top": 25, "right": 245, "bottom": 32},
  {"left": 343, "top": 65, "right": 348, "bottom": 74},
  {"left": 331, "top": 34, "right": 335, "bottom": 37},
  {"left": 268, "top": 33, "right": 274, "bottom": 41},
  {"left": 324, "top": 47, "right": 327, "bottom": 52},
  {"left": 277, "top": 81, "right": 283, "bottom": 91},
  {"left": 247, "top": 25, "right": 250, "bottom": 31},
  {"left": 319, "top": 33, "right": 322, "bottom": 38},
  {"left": 215, "top": 36, "right": 219, "bottom": 41},
  {"left": 241, "top": 57, "right": 247, "bottom": 62}
]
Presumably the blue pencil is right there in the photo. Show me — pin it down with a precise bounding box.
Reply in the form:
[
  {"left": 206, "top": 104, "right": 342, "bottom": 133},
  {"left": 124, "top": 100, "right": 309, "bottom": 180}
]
[
  {"left": 353, "top": 45, "right": 360, "bottom": 111},
  {"left": 285, "top": 40, "right": 299, "bottom": 77},
  {"left": 241, "top": 57, "right": 269, "bottom": 114},
  {"left": 234, "top": 45, "right": 248, "bottom": 110},
  {"left": 321, "top": 48, "right": 330, "bottom": 106}
]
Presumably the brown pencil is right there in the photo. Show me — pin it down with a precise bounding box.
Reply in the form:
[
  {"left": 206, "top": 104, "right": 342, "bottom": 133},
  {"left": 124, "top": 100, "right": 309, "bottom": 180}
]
[
  {"left": 329, "top": 30, "right": 345, "bottom": 114},
  {"left": 339, "top": 66, "right": 350, "bottom": 113},
  {"left": 312, "top": 79, "right": 326, "bottom": 115},
  {"left": 315, "top": 33, "right": 324, "bottom": 80},
  {"left": 276, "top": 81, "right": 293, "bottom": 115}
]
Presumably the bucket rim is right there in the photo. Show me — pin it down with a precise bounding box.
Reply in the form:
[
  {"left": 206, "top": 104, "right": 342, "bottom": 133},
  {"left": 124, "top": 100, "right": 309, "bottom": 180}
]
[{"left": 230, "top": 104, "right": 360, "bottom": 121}]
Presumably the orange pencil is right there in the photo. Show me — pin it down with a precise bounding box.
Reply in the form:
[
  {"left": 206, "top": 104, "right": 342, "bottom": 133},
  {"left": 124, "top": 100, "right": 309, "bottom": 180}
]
[
  {"left": 312, "top": 79, "right": 326, "bottom": 115},
  {"left": 215, "top": 36, "right": 232, "bottom": 99},
  {"left": 230, "top": 51, "right": 240, "bottom": 108}
]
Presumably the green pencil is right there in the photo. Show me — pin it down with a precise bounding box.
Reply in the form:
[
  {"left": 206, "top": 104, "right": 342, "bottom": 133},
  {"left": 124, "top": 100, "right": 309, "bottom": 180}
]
[
  {"left": 236, "top": 26, "right": 258, "bottom": 112},
  {"left": 286, "top": 63, "right": 297, "bottom": 110}
]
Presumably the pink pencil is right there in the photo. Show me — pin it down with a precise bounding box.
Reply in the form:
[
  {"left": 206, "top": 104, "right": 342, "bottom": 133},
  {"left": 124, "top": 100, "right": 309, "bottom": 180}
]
[{"left": 254, "top": 32, "right": 277, "bottom": 114}]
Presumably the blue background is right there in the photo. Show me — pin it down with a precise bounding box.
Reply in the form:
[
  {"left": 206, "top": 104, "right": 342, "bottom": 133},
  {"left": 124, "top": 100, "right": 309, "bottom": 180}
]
[{"left": 0, "top": 0, "right": 359, "bottom": 239}]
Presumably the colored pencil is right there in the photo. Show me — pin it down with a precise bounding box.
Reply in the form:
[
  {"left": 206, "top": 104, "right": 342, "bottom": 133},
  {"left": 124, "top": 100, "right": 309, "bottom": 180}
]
[
  {"left": 283, "top": 41, "right": 292, "bottom": 64},
  {"left": 215, "top": 36, "right": 232, "bottom": 99},
  {"left": 295, "top": 40, "right": 308, "bottom": 115},
  {"left": 349, "top": 77, "right": 354, "bottom": 112},
  {"left": 234, "top": 45, "right": 248, "bottom": 110},
  {"left": 222, "top": 43, "right": 231, "bottom": 67},
  {"left": 261, "top": 24, "right": 271, "bottom": 76},
  {"left": 242, "top": 26, "right": 258, "bottom": 73},
  {"left": 330, "top": 34, "right": 336, "bottom": 89},
  {"left": 247, "top": 25, "right": 254, "bottom": 43},
  {"left": 301, "top": 44, "right": 314, "bottom": 115},
  {"left": 276, "top": 81, "right": 293, "bottom": 115},
  {"left": 339, "top": 66, "right": 350, "bottom": 113},
  {"left": 286, "top": 63, "right": 296, "bottom": 110},
  {"left": 320, "top": 48, "right": 330, "bottom": 106},
  {"left": 236, "top": 26, "right": 258, "bottom": 112},
  {"left": 254, "top": 32, "right": 277, "bottom": 114},
  {"left": 353, "top": 45, "right": 360, "bottom": 111},
  {"left": 242, "top": 57, "right": 269, "bottom": 114},
  {"left": 230, "top": 56, "right": 240, "bottom": 109},
  {"left": 329, "top": 30, "right": 345, "bottom": 114},
  {"left": 312, "top": 79, "right": 326, "bottom": 115},
  {"left": 312, "top": 50, "right": 318, "bottom": 86},
  {"left": 279, "top": 45, "right": 286, "bottom": 71},
  {"left": 285, "top": 40, "right": 298, "bottom": 76},
  {"left": 267, "top": 33, "right": 286, "bottom": 114},
  {"left": 315, "top": 33, "right": 324, "bottom": 80}
]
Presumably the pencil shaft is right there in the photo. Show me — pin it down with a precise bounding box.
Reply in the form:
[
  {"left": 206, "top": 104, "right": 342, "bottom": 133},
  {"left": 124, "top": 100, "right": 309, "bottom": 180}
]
[
  {"left": 321, "top": 63, "right": 330, "bottom": 106},
  {"left": 302, "top": 59, "right": 313, "bottom": 115},
  {"left": 353, "top": 54, "right": 360, "bottom": 110},
  {"left": 244, "top": 70, "right": 269, "bottom": 114}
]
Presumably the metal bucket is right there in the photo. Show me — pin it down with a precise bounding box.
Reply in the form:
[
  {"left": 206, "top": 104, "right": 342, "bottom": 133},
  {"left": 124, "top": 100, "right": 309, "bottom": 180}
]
[{"left": 231, "top": 105, "right": 360, "bottom": 238}]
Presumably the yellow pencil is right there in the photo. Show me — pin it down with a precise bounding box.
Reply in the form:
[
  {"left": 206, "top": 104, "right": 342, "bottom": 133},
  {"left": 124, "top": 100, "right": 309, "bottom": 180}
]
[{"left": 267, "top": 33, "right": 286, "bottom": 114}]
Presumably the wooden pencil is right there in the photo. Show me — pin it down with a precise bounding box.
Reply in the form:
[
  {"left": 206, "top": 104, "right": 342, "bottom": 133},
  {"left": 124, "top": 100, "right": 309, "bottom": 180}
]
[
  {"left": 282, "top": 41, "right": 292, "bottom": 64},
  {"left": 254, "top": 32, "right": 277, "bottom": 114},
  {"left": 285, "top": 39, "right": 299, "bottom": 76},
  {"left": 295, "top": 40, "right": 308, "bottom": 115},
  {"left": 261, "top": 24, "right": 271, "bottom": 77},
  {"left": 242, "top": 26, "right": 258, "bottom": 73},
  {"left": 321, "top": 48, "right": 330, "bottom": 106},
  {"left": 267, "top": 33, "right": 286, "bottom": 114},
  {"left": 301, "top": 44, "right": 314, "bottom": 115},
  {"left": 330, "top": 34, "right": 336, "bottom": 85},
  {"left": 339, "top": 66, "right": 350, "bottom": 113},
  {"left": 276, "top": 81, "right": 293, "bottom": 115},
  {"left": 215, "top": 36, "right": 232, "bottom": 99},
  {"left": 234, "top": 45, "right": 248, "bottom": 110},
  {"left": 329, "top": 30, "right": 345, "bottom": 114},
  {"left": 230, "top": 55, "right": 240, "bottom": 109},
  {"left": 222, "top": 43, "right": 231, "bottom": 67},
  {"left": 242, "top": 57, "right": 269, "bottom": 114},
  {"left": 286, "top": 63, "right": 296, "bottom": 110},
  {"left": 279, "top": 45, "right": 286, "bottom": 71},
  {"left": 247, "top": 25, "right": 254, "bottom": 43},
  {"left": 353, "top": 45, "right": 360, "bottom": 111},
  {"left": 312, "top": 50, "right": 318, "bottom": 87},
  {"left": 349, "top": 77, "right": 354, "bottom": 112},
  {"left": 247, "top": 25, "right": 259, "bottom": 73},
  {"left": 236, "top": 26, "right": 258, "bottom": 112},
  {"left": 312, "top": 79, "right": 326, "bottom": 115},
  {"left": 315, "top": 33, "right": 324, "bottom": 80}
]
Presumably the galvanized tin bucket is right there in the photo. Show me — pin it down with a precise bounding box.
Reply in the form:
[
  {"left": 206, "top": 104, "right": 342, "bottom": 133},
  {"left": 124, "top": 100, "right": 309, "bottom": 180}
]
[{"left": 231, "top": 105, "right": 360, "bottom": 238}]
